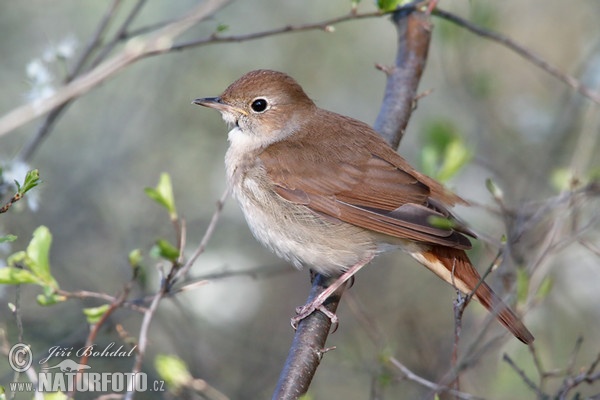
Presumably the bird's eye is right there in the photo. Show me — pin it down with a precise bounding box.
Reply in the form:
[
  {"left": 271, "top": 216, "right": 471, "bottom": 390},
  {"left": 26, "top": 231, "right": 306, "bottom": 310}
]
[{"left": 250, "top": 98, "right": 268, "bottom": 113}]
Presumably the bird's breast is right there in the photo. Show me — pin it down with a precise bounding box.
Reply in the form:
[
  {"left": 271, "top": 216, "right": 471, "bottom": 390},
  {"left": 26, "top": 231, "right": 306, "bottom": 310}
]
[{"left": 224, "top": 141, "right": 382, "bottom": 276}]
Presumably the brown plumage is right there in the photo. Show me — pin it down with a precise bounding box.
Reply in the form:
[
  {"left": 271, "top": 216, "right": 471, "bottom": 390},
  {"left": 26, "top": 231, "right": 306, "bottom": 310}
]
[{"left": 194, "top": 69, "right": 534, "bottom": 344}]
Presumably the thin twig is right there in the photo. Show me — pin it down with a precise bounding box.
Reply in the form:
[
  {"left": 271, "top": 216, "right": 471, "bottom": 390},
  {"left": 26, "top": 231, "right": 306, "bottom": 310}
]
[
  {"left": 448, "top": 248, "right": 505, "bottom": 387},
  {"left": 125, "top": 274, "right": 166, "bottom": 400},
  {"left": 57, "top": 289, "right": 147, "bottom": 313},
  {"left": 433, "top": 8, "right": 600, "bottom": 105},
  {"left": 174, "top": 187, "right": 229, "bottom": 281},
  {"left": 68, "top": 278, "right": 136, "bottom": 398},
  {"left": 89, "top": 0, "right": 148, "bottom": 69},
  {"left": 579, "top": 238, "right": 600, "bottom": 258},
  {"left": 69, "top": 0, "right": 124, "bottom": 79},
  {"left": 503, "top": 353, "right": 546, "bottom": 397},
  {"left": 0, "top": 0, "right": 232, "bottom": 138},
  {"left": 0, "top": 192, "right": 23, "bottom": 214},
  {"left": 172, "top": 263, "right": 291, "bottom": 295},
  {"left": 170, "top": 10, "right": 385, "bottom": 52},
  {"left": 388, "top": 356, "right": 484, "bottom": 400},
  {"left": 18, "top": 0, "right": 126, "bottom": 162},
  {"left": 564, "top": 336, "right": 584, "bottom": 377},
  {"left": 345, "top": 290, "right": 485, "bottom": 399}
]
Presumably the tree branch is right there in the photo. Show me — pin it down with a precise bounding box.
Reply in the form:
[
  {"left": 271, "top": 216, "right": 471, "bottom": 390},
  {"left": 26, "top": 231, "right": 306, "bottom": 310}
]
[
  {"left": 433, "top": 8, "right": 600, "bottom": 105},
  {"left": 17, "top": 0, "right": 131, "bottom": 162},
  {"left": 0, "top": 0, "right": 232, "bottom": 138},
  {"left": 273, "top": 5, "right": 432, "bottom": 398},
  {"left": 374, "top": 8, "right": 432, "bottom": 148},
  {"left": 272, "top": 273, "right": 345, "bottom": 399}
]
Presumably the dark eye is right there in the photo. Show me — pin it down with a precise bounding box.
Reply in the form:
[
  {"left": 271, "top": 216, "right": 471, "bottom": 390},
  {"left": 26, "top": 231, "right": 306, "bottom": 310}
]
[{"left": 250, "top": 98, "right": 268, "bottom": 113}]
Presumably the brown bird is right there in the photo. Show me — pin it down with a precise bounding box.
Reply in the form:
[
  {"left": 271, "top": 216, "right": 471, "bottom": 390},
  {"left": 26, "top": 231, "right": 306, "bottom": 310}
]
[{"left": 194, "top": 69, "right": 533, "bottom": 344}]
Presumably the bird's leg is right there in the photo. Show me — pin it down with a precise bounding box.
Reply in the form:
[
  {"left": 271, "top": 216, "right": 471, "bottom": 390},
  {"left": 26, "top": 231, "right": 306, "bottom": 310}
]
[{"left": 291, "top": 255, "right": 374, "bottom": 329}]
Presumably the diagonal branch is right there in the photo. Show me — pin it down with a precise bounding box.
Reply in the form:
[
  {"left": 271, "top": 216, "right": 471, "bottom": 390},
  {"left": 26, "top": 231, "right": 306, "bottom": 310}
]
[
  {"left": 0, "top": 0, "right": 232, "bottom": 138},
  {"left": 273, "top": 5, "right": 432, "bottom": 398},
  {"left": 18, "top": 0, "right": 131, "bottom": 162},
  {"left": 433, "top": 8, "right": 600, "bottom": 105}
]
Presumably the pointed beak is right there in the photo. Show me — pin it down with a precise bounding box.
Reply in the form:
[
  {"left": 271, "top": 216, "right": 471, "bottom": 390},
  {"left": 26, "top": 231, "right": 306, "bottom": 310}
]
[
  {"left": 192, "top": 97, "right": 248, "bottom": 116},
  {"left": 193, "top": 97, "right": 222, "bottom": 108}
]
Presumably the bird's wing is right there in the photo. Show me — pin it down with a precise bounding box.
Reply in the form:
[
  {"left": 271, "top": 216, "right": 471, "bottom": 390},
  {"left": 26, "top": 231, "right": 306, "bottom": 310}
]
[{"left": 260, "top": 116, "right": 474, "bottom": 249}]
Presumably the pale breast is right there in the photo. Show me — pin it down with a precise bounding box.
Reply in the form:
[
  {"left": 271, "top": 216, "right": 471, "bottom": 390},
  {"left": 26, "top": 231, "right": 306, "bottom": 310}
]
[{"left": 224, "top": 134, "right": 381, "bottom": 276}]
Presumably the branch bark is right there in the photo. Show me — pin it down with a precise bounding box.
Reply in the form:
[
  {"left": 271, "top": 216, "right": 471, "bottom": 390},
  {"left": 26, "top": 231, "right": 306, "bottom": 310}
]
[
  {"left": 272, "top": 274, "right": 345, "bottom": 399},
  {"left": 374, "top": 8, "right": 432, "bottom": 148},
  {"left": 0, "top": 0, "right": 232, "bottom": 138},
  {"left": 272, "top": 6, "right": 432, "bottom": 399}
]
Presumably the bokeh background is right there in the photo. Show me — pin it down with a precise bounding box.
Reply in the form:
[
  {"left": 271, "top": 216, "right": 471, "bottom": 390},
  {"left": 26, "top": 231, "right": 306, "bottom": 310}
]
[{"left": 1, "top": 1, "right": 600, "bottom": 399}]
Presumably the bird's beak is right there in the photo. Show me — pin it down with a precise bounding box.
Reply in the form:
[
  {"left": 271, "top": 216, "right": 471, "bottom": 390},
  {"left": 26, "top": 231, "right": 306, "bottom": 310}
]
[
  {"left": 192, "top": 97, "right": 248, "bottom": 116},
  {"left": 193, "top": 97, "right": 222, "bottom": 108}
]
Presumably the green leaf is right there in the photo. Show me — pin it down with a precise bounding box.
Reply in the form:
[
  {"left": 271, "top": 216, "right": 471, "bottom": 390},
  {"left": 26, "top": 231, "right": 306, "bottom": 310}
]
[
  {"left": 83, "top": 304, "right": 111, "bottom": 324},
  {"left": 427, "top": 215, "right": 455, "bottom": 230},
  {"left": 145, "top": 173, "right": 177, "bottom": 219},
  {"left": 500, "top": 234, "right": 507, "bottom": 244},
  {"left": 436, "top": 139, "right": 472, "bottom": 182},
  {"left": 155, "top": 354, "right": 192, "bottom": 390},
  {"left": 41, "top": 391, "right": 68, "bottom": 400},
  {"left": 216, "top": 23, "right": 229, "bottom": 33},
  {"left": 0, "top": 234, "right": 17, "bottom": 243},
  {"left": 376, "top": 0, "right": 410, "bottom": 12},
  {"left": 36, "top": 292, "right": 66, "bottom": 306},
  {"left": 0, "top": 267, "right": 41, "bottom": 285},
  {"left": 425, "top": 120, "right": 455, "bottom": 152},
  {"left": 536, "top": 276, "right": 553, "bottom": 300},
  {"left": 152, "top": 239, "right": 180, "bottom": 262},
  {"left": 550, "top": 168, "right": 574, "bottom": 192},
  {"left": 420, "top": 119, "right": 470, "bottom": 182},
  {"left": 485, "top": 178, "right": 504, "bottom": 201},
  {"left": 128, "top": 248, "right": 143, "bottom": 268},
  {"left": 468, "top": 71, "right": 495, "bottom": 99},
  {"left": 420, "top": 146, "right": 439, "bottom": 177},
  {"left": 26, "top": 226, "right": 58, "bottom": 288},
  {"left": 19, "top": 169, "right": 40, "bottom": 195},
  {"left": 469, "top": 2, "right": 497, "bottom": 30},
  {"left": 6, "top": 251, "right": 26, "bottom": 267},
  {"left": 516, "top": 268, "right": 529, "bottom": 304}
]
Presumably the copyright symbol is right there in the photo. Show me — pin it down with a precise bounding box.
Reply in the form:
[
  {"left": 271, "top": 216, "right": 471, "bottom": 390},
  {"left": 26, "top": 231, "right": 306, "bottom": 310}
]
[{"left": 8, "top": 343, "right": 33, "bottom": 372}]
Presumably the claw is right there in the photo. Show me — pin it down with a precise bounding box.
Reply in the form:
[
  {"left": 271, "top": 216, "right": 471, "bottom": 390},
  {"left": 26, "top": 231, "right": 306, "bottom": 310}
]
[{"left": 290, "top": 303, "right": 339, "bottom": 333}]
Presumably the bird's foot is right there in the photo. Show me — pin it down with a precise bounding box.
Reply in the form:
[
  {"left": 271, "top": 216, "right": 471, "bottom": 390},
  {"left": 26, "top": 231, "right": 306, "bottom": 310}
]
[{"left": 291, "top": 302, "right": 339, "bottom": 332}]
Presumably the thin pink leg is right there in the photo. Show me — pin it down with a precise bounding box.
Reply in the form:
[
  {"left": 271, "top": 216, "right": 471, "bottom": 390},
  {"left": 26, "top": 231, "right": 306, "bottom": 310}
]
[{"left": 292, "top": 255, "right": 374, "bottom": 328}]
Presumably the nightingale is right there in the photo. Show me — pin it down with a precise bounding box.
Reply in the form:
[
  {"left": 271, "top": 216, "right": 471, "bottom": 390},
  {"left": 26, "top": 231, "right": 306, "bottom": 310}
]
[{"left": 193, "top": 69, "right": 534, "bottom": 344}]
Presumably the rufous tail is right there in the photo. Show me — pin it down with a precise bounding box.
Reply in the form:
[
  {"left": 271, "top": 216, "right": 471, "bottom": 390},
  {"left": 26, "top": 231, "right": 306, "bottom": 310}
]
[{"left": 411, "top": 246, "right": 534, "bottom": 344}]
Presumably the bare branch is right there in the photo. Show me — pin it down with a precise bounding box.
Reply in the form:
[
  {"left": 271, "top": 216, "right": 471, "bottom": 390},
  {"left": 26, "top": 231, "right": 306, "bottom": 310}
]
[
  {"left": 88, "top": 0, "right": 149, "bottom": 70},
  {"left": 69, "top": 278, "right": 136, "bottom": 398},
  {"left": 433, "top": 8, "right": 600, "bottom": 105},
  {"left": 389, "top": 356, "right": 485, "bottom": 400},
  {"left": 374, "top": 8, "right": 432, "bottom": 148},
  {"left": 169, "top": 10, "right": 384, "bottom": 52},
  {"left": 175, "top": 187, "right": 230, "bottom": 281},
  {"left": 18, "top": 0, "right": 138, "bottom": 161},
  {"left": 0, "top": 192, "right": 23, "bottom": 214},
  {"left": 0, "top": 0, "right": 232, "bottom": 138},
  {"left": 272, "top": 273, "right": 345, "bottom": 399},
  {"left": 273, "top": 5, "right": 433, "bottom": 397},
  {"left": 125, "top": 274, "right": 166, "bottom": 400},
  {"left": 56, "top": 289, "right": 147, "bottom": 313},
  {"left": 503, "top": 353, "right": 545, "bottom": 397}
]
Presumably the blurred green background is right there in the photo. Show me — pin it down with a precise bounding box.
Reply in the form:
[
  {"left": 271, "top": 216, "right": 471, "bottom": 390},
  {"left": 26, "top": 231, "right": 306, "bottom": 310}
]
[{"left": 1, "top": 1, "right": 600, "bottom": 399}]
